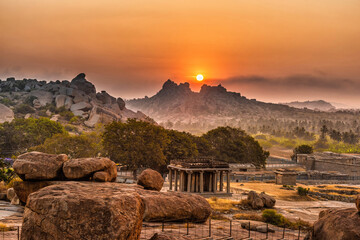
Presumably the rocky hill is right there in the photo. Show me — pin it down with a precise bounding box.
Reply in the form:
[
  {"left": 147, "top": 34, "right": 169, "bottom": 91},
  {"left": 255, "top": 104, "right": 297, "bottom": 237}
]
[
  {"left": 283, "top": 100, "right": 336, "bottom": 111},
  {"left": 0, "top": 73, "right": 152, "bottom": 127},
  {"left": 127, "top": 80, "right": 360, "bottom": 133}
]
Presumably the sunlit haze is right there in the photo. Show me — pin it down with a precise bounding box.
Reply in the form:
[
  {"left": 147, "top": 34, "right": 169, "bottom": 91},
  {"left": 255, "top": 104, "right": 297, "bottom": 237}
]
[{"left": 1, "top": 0, "right": 359, "bottom": 106}]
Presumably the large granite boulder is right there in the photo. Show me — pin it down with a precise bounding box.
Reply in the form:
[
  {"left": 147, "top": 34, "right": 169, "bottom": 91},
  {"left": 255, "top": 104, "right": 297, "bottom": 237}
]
[
  {"left": 0, "top": 103, "right": 14, "bottom": 123},
  {"left": 247, "top": 191, "right": 275, "bottom": 209},
  {"left": 55, "top": 95, "right": 73, "bottom": 109},
  {"left": 13, "top": 181, "right": 59, "bottom": 204},
  {"left": 137, "top": 169, "right": 164, "bottom": 191},
  {"left": 13, "top": 152, "right": 68, "bottom": 180},
  {"left": 28, "top": 90, "right": 53, "bottom": 106},
  {"left": 310, "top": 208, "right": 360, "bottom": 240},
  {"left": 137, "top": 189, "right": 211, "bottom": 222},
  {"left": 21, "top": 182, "right": 144, "bottom": 240},
  {"left": 62, "top": 157, "right": 117, "bottom": 182}
]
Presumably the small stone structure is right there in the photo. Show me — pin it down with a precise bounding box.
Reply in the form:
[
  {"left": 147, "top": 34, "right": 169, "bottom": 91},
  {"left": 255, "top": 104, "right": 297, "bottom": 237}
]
[
  {"left": 167, "top": 158, "right": 232, "bottom": 197},
  {"left": 274, "top": 168, "right": 297, "bottom": 185}
]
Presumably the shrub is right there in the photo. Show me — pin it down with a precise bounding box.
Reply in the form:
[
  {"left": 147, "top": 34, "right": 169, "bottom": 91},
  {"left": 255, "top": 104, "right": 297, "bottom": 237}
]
[
  {"left": 0, "top": 97, "right": 15, "bottom": 106},
  {"left": 14, "top": 104, "right": 35, "bottom": 114},
  {"left": 297, "top": 186, "right": 310, "bottom": 196},
  {"left": 262, "top": 209, "right": 289, "bottom": 227},
  {"left": 59, "top": 110, "right": 75, "bottom": 121}
]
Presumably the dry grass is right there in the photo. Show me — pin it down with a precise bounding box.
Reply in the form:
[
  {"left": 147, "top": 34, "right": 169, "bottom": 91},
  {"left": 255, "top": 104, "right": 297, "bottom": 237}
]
[
  {"left": 231, "top": 182, "right": 313, "bottom": 201},
  {"left": 233, "top": 213, "right": 263, "bottom": 221},
  {"left": 207, "top": 197, "right": 246, "bottom": 213},
  {"left": 0, "top": 222, "right": 14, "bottom": 231}
]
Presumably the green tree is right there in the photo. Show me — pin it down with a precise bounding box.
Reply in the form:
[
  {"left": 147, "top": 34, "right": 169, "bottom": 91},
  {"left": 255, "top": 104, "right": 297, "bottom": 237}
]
[
  {"left": 102, "top": 119, "right": 170, "bottom": 172},
  {"left": 0, "top": 117, "right": 64, "bottom": 157},
  {"left": 202, "top": 126, "right": 269, "bottom": 167},
  {"left": 164, "top": 130, "right": 198, "bottom": 161},
  {"left": 32, "top": 132, "right": 103, "bottom": 158},
  {"left": 291, "top": 144, "right": 313, "bottom": 160}
]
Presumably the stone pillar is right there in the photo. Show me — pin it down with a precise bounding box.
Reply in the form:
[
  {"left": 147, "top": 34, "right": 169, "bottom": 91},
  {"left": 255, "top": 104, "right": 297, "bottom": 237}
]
[
  {"left": 174, "top": 170, "right": 178, "bottom": 191},
  {"left": 209, "top": 173, "right": 213, "bottom": 192},
  {"left": 195, "top": 173, "right": 199, "bottom": 192},
  {"left": 191, "top": 174, "right": 195, "bottom": 192},
  {"left": 226, "top": 171, "right": 231, "bottom": 194},
  {"left": 219, "top": 171, "right": 223, "bottom": 192},
  {"left": 187, "top": 172, "right": 192, "bottom": 193},
  {"left": 213, "top": 171, "right": 217, "bottom": 193},
  {"left": 200, "top": 171, "right": 204, "bottom": 193},
  {"left": 180, "top": 171, "right": 184, "bottom": 192},
  {"left": 169, "top": 168, "right": 173, "bottom": 190}
]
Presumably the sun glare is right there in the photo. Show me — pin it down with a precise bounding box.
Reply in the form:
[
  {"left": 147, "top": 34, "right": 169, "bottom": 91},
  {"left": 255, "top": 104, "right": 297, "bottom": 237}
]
[{"left": 196, "top": 74, "right": 204, "bottom": 81}]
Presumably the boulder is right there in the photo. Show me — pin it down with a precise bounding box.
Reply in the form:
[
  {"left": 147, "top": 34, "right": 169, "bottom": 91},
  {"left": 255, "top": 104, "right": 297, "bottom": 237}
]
[
  {"left": 13, "top": 181, "right": 59, "bottom": 204},
  {"left": 240, "top": 220, "right": 275, "bottom": 233},
  {"left": 356, "top": 194, "right": 360, "bottom": 212},
  {"left": 96, "top": 91, "right": 116, "bottom": 105},
  {"left": 247, "top": 191, "right": 275, "bottom": 209},
  {"left": 28, "top": 90, "right": 53, "bottom": 106},
  {"left": 7, "top": 187, "right": 16, "bottom": 201},
  {"left": 117, "top": 97, "right": 126, "bottom": 110},
  {"left": 0, "top": 103, "right": 14, "bottom": 123},
  {"left": 310, "top": 208, "right": 360, "bottom": 240},
  {"left": 62, "top": 157, "right": 117, "bottom": 181},
  {"left": 259, "top": 192, "right": 276, "bottom": 208},
  {"left": 21, "top": 182, "right": 145, "bottom": 240},
  {"left": 70, "top": 73, "right": 96, "bottom": 95},
  {"left": 137, "top": 169, "right": 164, "bottom": 191},
  {"left": 13, "top": 152, "right": 68, "bottom": 180},
  {"left": 55, "top": 94, "right": 73, "bottom": 109},
  {"left": 70, "top": 101, "right": 92, "bottom": 112},
  {"left": 84, "top": 106, "right": 101, "bottom": 127},
  {"left": 11, "top": 194, "right": 20, "bottom": 205},
  {"left": 137, "top": 189, "right": 211, "bottom": 222}
]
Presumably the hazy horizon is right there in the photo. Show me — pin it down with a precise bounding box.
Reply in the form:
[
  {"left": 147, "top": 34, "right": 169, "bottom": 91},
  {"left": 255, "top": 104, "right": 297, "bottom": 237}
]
[{"left": 1, "top": 0, "right": 359, "bottom": 107}]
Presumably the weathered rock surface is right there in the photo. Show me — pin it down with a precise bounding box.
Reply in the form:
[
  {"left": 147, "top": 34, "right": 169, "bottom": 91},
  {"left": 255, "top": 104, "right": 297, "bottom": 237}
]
[
  {"left": 28, "top": 90, "right": 53, "bottom": 106},
  {"left": 137, "top": 189, "right": 211, "bottom": 222},
  {"left": 13, "top": 152, "right": 68, "bottom": 180},
  {"left": 137, "top": 169, "right": 164, "bottom": 191},
  {"left": 247, "top": 191, "right": 276, "bottom": 209},
  {"left": 62, "top": 157, "right": 117, "bottom": 181},
  {"left": 13, "top": 181, "right": 59, "bottom": 204},
  {"left": 71, "top": 73, "right": 96, "bottom": 95},
  {"left": 55, "top": 94, "right": 73, "bottom": 109},
  {"left": 21, "top": 182, "right": 145, "bottom": 240},
  {"left": 240, "top": 220, "right": 275, "bottom": 233},
  {"left": 309, "top": 208, "right": 360, "bottom": 240},
  {"left": 7, "top": 188, "right": 16, "bottom": 201},
  {"left": 0, "top": 103, "right": 14, "bottom": 123}
]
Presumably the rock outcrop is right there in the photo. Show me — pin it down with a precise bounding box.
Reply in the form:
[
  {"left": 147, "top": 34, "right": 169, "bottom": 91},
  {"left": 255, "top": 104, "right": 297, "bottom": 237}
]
[
  {"left": 356, "top": 194, "right": 360, "bottom": 212},
  {"left": 138, "top": 189, "right": 211, "bottom": 222},
  {"left": 137, "top": 169, "right": 164, "bottom": 191},
  {"left": 13, "top": 181, "right": 59, "bottom": 204},
  {"left": 0, "top": 103, "right": 14, "bottom": 123},
  {"left": 13, "top": 152, "right": 68, "bottom": 180},
  {"left": 62, "top": 157, "right": 117, "bottom": 182},
  {"left": 247, "top": 191, "right": 276, "bottom": 209},
  {"left": 0, "top": 73, "right": 153, "bottom": 127},
  {"left": 21, "top": 182, "right": 145, "bottom": 240},
  {"left": 310, "top": 208, "right": 360, "bottom": 240}
]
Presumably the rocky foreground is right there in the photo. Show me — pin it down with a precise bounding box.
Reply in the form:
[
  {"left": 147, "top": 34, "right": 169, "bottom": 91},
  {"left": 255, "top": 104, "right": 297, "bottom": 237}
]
[{"left": 10, "top": 152, "right": 212, "bottom": 240}]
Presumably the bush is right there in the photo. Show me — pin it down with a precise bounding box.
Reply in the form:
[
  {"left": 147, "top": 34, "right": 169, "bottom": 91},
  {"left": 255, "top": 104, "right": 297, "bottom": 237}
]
[
  {"left": 59, "top": 110, "right": 75, "bottom": 121},
  {"left": 0, "top": 97, "right": 15, "bottom": 106},
  {"left": 262, "top": 209, "right": 289, "bottom": 227},
  {"left": 14, "top": 104, "right": 35, "bottom": 114},
  {"left": 297, "top": 186, "right": 310, "bottom": 196}
]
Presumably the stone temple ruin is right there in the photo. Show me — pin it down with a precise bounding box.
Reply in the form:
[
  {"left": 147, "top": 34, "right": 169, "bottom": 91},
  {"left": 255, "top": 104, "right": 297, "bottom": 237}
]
[{"left": 167, "top": 157, "right": 232, "bottom": 197}]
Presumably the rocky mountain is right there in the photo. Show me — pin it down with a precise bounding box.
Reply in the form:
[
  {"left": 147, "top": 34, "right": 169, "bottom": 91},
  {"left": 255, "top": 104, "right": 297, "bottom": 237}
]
[
  {"left": 283, "top": 100, "right": 336, "bottom": 111},
  {"left": 0, "top": 73, "right": 152, "bottom": 126},
  {"left": 127, "top": 80, "right": 360, "bottom": 133}
]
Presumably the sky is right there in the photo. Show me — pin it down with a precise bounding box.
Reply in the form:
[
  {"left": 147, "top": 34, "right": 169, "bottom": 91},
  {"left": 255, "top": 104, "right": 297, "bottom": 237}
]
[{"left": 1, "top": 1, "right": 359, "bottom": 106}]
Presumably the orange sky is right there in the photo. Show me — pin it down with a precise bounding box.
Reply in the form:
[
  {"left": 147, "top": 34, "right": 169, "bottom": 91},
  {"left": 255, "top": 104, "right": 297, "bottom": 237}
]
[{"left": 1, "top": 1, "right": 360, "bottom": 105}]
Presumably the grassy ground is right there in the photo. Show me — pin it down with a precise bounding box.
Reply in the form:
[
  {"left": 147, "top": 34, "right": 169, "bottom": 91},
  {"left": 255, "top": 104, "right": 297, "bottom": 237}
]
[{"left": 231, "top": 182, "right": 313, "bottom": 201}]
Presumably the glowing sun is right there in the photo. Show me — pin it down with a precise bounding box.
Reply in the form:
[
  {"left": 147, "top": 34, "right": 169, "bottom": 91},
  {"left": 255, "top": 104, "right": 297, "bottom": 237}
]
[{"left": 196, "top": 74, "right": 204, "bottom": 81}]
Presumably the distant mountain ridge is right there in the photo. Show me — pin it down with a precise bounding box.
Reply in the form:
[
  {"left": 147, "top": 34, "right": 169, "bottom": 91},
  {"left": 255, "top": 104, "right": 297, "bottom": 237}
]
[
  {"left": 127, "top": 80, "right": 359, "bottom": 133},
  {"left": 283, "top": 100, "right": 335, "bottom": 111}
]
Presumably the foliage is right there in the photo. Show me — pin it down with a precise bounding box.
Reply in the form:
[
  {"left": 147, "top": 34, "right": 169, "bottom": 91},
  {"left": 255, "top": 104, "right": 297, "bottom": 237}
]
[
  {"left": 297, "top": 186, "right": 310, "bottom": 196},
  {"left": 164, "top": 130, "right": 198, "bottom": 162},
  {"left": 14, "top": 104, "right": 35, "bottom": 114},
  {"left": 0, "top": 158, "right": 16, "bottom": 183},
  {"left": 102, "top": 119, "right": 170, "bottom": 171},
  {"left": 32, "top": 132, "right": 103, "bottom": 158},
  {"left": 0, "top": 97, "right": 15, "bottom": 106},
  {"left": 262, "top": 209, "right": 312, "bottom": 230},
  {"left": 0, "top": 118, "right": 64, "bottom": 157},
  {"left": 291, "top": 144, "right": 313, "bottom": 160},
  {"left": 202, "top": 126, "right": 269, "bottom": 167}
]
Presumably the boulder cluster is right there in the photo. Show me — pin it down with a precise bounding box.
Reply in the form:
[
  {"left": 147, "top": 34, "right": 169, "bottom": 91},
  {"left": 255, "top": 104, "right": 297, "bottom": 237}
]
[
  {"left": 0, "top": 73, "right": 150, "bottom": 126},
  {"left": 247, "top": 191, "right": 276, "bottom": 209},
  {"left": 10, "top": 152, "right": 212, "bottom": 240}
]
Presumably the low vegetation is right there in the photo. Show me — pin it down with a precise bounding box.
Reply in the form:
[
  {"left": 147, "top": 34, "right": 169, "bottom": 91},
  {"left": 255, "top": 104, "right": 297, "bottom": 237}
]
[{"left": 262, "top": 209, "right": 312, "bottom": 230}]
